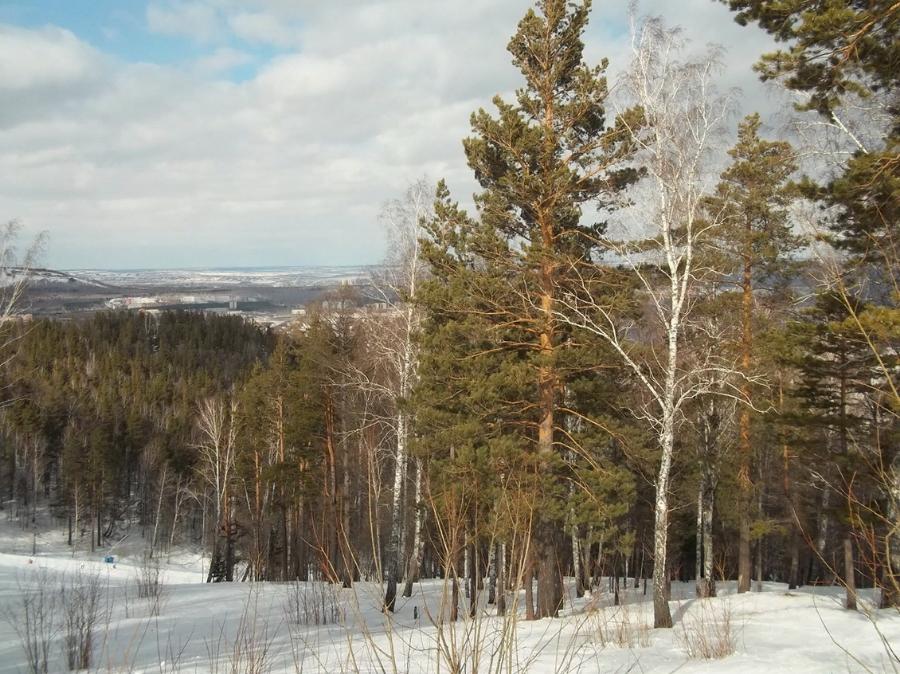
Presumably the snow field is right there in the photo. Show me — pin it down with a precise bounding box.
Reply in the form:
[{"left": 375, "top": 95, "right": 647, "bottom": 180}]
[{"left": 0, "top": 545, "right": 897, "bottom": 673}]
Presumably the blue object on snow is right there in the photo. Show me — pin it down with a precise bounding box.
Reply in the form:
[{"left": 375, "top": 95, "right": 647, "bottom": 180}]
[{"left": 104, "top": 556, "right": 114, "bottom": 564}]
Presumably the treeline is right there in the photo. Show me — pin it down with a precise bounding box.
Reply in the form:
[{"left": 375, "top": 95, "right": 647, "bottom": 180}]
[{"left": 0, "top": 0, "right": 896, "bottom": 631}]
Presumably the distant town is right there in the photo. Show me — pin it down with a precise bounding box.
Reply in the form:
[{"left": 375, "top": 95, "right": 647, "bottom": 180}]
[{"left": 16, "top": 265, "right": 395, "bottom": 329}]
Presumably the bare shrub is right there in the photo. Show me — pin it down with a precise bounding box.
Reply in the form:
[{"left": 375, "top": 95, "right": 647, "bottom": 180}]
[
  {"left": 59, "top": 568, "right": 107, "bottom": 670},
  {"left": 283, "top": 580, "right": 344, "bottom": 626},
  {"left": 677, "top": 599, "right": 736, "bottom": 659},
  {"left": 135, "top": 551, "right": 167, "bottom": 616},
  {"left": 154, "top": 623, "right": 194, "bottom": 674},
  {"left": 206, "top": 589, "right": 277, "bottom": 674},
  {"left": 2, "top": 569, "right": 59, "bottom": 674},
  {"left": 592, "top": 602, "right": 651, "bottom": 649}
]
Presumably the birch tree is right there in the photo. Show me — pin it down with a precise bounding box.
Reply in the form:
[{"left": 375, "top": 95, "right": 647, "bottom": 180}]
[
  {"left": 195, "top": 396, "right": 239, "bottom": 582},
  {"left": 363, "top": 179, "right": 432, "bottom": 612},
  {"left": 552, "top": 18, "right": 737, "bottom": 628}
]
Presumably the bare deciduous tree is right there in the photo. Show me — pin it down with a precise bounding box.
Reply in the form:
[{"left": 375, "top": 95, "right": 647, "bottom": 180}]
[
  {"left": 552, "top": 17, "right": 740, "bottom": 628},
  {"left": 195, "top": 396, "right": 239, "bottom": 582},
  {"left": 354, "top": 178, "right": 432, "bottom": 611}
]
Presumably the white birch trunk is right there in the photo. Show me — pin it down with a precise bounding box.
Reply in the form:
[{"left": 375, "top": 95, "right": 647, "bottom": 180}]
[
  {"left": 403, "top": 458, "right": 425, "bottom": 597},
  {"left": 151, "top": 463, "right": 167, "bottom": 559}
]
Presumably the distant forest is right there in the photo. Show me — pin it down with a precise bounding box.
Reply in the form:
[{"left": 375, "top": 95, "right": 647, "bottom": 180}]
[{"left": 0, "top": 0, "right": 896, "bottom": 632}]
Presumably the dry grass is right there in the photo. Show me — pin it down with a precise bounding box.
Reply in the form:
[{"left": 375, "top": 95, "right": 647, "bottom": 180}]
[
  {"left": 590, "top": 601, "right": 652, "bottom": 650},
  {"left": 134, "top": 551, "right": 167, "bottom": 616},
  {"left": 283, "top": 580, "right": 345, "bottom": 626},
  {"left": 206, "top": 587, "right": 278, "bottom": 674},
  {"left": 1, "top": 569, "right": 59, "bottom": 674},
  {"left": 677, "top": 599, "right": 736, "bottom": 659},
  {"left": 59, "top": 568, "right": 108, "bottom": 671}
]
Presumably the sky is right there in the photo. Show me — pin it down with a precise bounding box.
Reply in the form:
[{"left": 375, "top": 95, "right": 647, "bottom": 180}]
[{"left": 0, "top": 0, "right": 780, "bottom": 270}]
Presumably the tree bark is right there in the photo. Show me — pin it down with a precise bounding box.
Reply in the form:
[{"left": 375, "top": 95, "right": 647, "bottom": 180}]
[
  {"left": 572, "top": 528, "right": 584, "bottom": 599},
  {"left": 844, "top": 537, "right": 857, "bottom": 610},
  {"left": 883, "top": 454, "right": 900, "bottom": 607},
  {"left": 524, "top": 550, "right": 535, "bottom": 621},
  {"left": 695, "top": 482, "right": 704, "bottom": 596},
  {"left": 738, "top": 254, "right": 753, "bottom": 594},
  {"left": 403, "top": 458, "right": 426, "bottom": 597},
  {"left": 497, "top": 543, "right": 507, "bottom": 616},
  {"left": 788, "top": 534, "right": 800, "bottom": 590},
  {"left": 653, "top": 422, "right": 674, "bottom": 628}
]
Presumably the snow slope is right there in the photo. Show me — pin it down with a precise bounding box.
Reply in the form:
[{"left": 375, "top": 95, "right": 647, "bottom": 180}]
[{"left": 0, "top": 541, "right": 896, "bottom": 673}]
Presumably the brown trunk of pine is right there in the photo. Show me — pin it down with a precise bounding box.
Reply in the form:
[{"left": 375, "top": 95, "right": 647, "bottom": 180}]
[
  {"left": 738, "top": 253, "right": 753, "bottom": 593},
  {"left": 844, "top": 537, "right": 857, "bottom": 610},
  {"left": 532, "top": 218, "right": 562, "bottom": 615},
  {"left": 781, "top": 376, "right": 801, "bottom": 590}
]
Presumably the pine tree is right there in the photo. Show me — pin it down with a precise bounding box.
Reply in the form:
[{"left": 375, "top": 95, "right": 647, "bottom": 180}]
[
  {"left": 419, "top": 0, "right": 638, "bottom": 618},
  {"left": 724, "top": 0, "right": 899, "bottom": 605},
  {"left": 788, "top": 293, "right": 893, "bottom": 599},
  {"left": 705, "top": 113, "right": 798, "bottom": 592}
]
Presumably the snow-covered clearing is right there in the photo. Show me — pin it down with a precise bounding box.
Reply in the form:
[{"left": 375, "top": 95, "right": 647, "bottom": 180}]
[{"left": 0, "top": 530, "right": 896, "bottom": 673}]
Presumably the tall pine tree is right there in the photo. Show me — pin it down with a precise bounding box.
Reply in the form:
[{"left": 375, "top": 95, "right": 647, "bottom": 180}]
[
  {"left": 705, "top": 113, "right": 798, "bottom": 592},
  {"left": 420, "top": 0, "right": 638, "bottom": 618}
]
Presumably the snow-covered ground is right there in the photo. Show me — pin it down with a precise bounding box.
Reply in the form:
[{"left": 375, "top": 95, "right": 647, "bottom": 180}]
[{"left": 0, "top": 525, "right": 896, "bottom": 673}]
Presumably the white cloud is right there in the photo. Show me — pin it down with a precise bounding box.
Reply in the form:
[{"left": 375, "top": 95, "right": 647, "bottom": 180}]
[
  {"left": 0, "top": 1, "right": 782, "bottom": 269},
  {"left": 0, "top": 24, "right": 104, "bottom": 92},
  {"left": 227, "top": 11, "right": 297, "bottom": 47},
  {"left": 146, "top": 1, "right": 223, "bottom": 43},
  {"left": 193, "top": 47, "right": 253, "bottom": 74}
]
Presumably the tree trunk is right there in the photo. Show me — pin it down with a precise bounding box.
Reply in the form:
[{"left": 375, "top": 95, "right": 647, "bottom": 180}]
[
  {"left": 324, "top": 390, "right": 339, "bottom": 581},
  {"left": 469, "top": 542, "right": 478, "bottom": 618},
  {"left": 702, "top": 481, "right": 716, "bottom": 597},
  {"left": 755, "top": 539, "right": 763, "bottom": 592},
  {"left": 614, "top": 566, "right": 620, "bottom": 606},
  {"left": 738, "top": 254, "right": 753, "bottom": 594},
  {"left": 755, "top": 475, "right": 764, "bottom": 592},
  {"left": 463, "top": 542, "right": 471, "bottom": 599},
  {"left": 653, "top": 494, "right": 672, "bottom": 626},
  {"left": 844, "top": 537, "right": 857, "bottom": 610},
  {"left": 572, "top": 530, "right": 584, "bottom": 599},
  {"left": 384, "top": 404, "right": 409, "bottom": 611},
  {"left": 535, "top": 520, "right": 563, "bottom": 618},
  {"left": 814, "top": 488, "right": 831, "bottom": 583},
  {"left": 593, "top": 538, "right": 603, "bottom": 591},
  {"left": 653, "top": 408, "right": 675, "bottom": 628},
  {"left": 225, "top": 496, "right": 235, "bottom": 582},
  {"left": 788, "top": 534, "right": 800, "bottom": 590},
  {"left": 883, "top": 456, "right": 900, "bottom": 607},
  {"left": 497, "top": 543, "right": 507, "bottom": 616},
  {"left": 533, "top": 244, "right": 562, "bottom": 619},
  {"left": 487, "top": 543, "right": 497, "bottom": 605},
  {"left": 403, "top": 459, "right": 426, "bottom": 597},
  {"left": 524, "top": 551, "right": 535, "bottom": 621},
  {"left": 695, "top": 482, "right": 704, "bottom": 596},
  {"left": 151, "top": 463, "right": 167, "bottom": 559},
  {"left": 534, "top": 392, "right": 562, "bottom": 617},
  {"left": 73, "top": 486, "right": 79, "bottom": 556},
  {"left": 782, "top": 378, "right": 800, "bottom": 591},
  {"left": 450, "top": 572, "right": 459, "bottom": 622}
]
